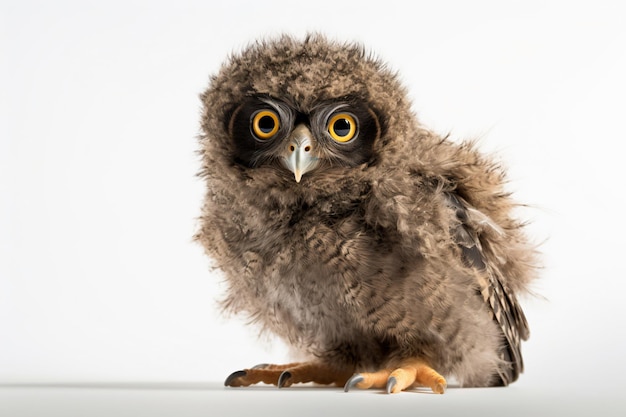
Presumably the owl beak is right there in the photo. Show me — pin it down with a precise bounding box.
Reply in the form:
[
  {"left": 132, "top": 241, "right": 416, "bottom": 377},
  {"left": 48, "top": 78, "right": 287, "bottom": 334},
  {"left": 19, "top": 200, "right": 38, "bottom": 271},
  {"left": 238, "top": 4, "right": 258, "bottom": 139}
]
[{"left": 282, "top": 125, "right": 319, "bottom": 183}]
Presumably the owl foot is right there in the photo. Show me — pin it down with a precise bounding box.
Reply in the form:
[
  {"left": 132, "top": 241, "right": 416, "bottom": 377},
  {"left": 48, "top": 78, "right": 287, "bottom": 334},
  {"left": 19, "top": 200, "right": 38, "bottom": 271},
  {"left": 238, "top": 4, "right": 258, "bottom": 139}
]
[
  {"left": 224, "top": 361, "right": 352, "bottom": 388},
  {"left": 344, "top": 360, "right": 447, "bottom": 394}
]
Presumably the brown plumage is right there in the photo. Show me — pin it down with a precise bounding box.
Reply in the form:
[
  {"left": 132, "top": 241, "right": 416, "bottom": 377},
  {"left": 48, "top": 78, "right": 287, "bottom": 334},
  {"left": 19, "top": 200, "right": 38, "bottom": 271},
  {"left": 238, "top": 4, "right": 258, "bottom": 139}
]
[{"left": 196, "top": 34, "right": 537, "bottom": 393}]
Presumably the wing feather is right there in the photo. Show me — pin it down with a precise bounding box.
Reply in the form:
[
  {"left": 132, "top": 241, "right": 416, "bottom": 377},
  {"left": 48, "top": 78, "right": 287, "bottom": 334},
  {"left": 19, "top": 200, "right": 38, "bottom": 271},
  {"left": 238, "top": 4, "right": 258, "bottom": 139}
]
[{"left": 445, "top": 192, "right": 529, "bottom": 385}]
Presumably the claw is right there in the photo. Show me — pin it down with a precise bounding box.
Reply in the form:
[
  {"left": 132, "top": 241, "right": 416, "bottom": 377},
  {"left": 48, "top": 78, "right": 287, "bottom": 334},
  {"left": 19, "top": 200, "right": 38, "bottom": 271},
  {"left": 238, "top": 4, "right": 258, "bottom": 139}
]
[
  {"left": 278, "top": 371, "right": 292, "bottom": 388},
  {"left": 386, "top": 376, "right": 397, "bottom": 394},
  {"left": 343, "top": 374, "right": 364, "bottom": 392},
  {"left": 224, "top": 370, "right": 247, "bottom": 387}
]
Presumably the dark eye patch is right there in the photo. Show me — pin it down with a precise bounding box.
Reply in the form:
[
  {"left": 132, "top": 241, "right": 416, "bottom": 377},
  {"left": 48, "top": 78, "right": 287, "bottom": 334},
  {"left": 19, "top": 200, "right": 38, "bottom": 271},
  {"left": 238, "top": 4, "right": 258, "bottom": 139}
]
[
  {"left": 227, "top": 97, "right": 294, "bottom": 167},
  {"left": 311, "top": 100, "right": 382, "bottom": 166}
]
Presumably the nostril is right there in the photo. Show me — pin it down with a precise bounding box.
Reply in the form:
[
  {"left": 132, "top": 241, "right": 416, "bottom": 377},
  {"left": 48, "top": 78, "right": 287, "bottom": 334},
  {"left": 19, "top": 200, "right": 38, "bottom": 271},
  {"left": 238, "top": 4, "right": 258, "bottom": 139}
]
[{"left": 304, "top": 146, "right": 311, "bottom": 152}]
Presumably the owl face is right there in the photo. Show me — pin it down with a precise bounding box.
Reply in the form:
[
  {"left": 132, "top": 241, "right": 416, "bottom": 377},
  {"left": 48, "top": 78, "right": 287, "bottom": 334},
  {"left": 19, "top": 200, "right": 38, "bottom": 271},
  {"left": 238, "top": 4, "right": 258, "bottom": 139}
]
[
  {"left": 226, "top": 95, "right": 382, "bottom": 182},
  {"left": 201, "top": 35, "right": 416, "bottom": 191}
]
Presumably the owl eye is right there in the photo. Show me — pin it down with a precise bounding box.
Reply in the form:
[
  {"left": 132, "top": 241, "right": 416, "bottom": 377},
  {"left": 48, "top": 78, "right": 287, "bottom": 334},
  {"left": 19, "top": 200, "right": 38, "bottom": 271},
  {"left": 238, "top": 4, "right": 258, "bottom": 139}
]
[
  {"left": 251, "top": 110, "right": 280, "bottom": 140},
  {"left": 328, "top": 113, "right": 357, "bottom": 143}
]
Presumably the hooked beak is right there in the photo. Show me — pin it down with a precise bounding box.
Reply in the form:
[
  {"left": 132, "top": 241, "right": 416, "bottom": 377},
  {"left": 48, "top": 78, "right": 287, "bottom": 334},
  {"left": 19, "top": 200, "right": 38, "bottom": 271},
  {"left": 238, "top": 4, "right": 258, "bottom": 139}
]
[{"left": 282, "top": 125, "right": 319, "bottom": 183}]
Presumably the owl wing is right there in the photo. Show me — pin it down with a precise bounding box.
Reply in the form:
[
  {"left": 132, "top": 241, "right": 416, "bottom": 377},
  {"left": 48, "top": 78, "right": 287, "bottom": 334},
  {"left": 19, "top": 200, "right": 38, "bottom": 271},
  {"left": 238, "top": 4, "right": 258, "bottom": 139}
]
[{"left": 445, "top": 192, "right": 530, "bottom": 386}]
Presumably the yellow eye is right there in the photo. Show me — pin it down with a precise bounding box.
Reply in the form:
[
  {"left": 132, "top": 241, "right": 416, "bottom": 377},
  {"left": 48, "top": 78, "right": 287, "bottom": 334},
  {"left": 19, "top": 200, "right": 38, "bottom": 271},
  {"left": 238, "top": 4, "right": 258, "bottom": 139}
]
[
  {"left": 251, "top": 110, "right": 280, "bottom": 139},
  {"left": 328, "top": 113, "right": 357, "bottom": 142}
]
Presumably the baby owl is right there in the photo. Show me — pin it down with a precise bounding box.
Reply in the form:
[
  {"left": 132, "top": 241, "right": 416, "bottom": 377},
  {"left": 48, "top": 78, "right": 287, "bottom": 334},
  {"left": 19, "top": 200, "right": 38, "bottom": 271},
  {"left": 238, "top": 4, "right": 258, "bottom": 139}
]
[{"left": 196, "top": 35, "right": 537, "bottom": 394}]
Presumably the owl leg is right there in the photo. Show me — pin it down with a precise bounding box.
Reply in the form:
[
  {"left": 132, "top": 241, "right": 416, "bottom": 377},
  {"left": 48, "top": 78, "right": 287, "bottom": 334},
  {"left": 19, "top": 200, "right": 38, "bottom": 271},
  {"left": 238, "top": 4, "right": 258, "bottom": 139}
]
[
  {"left": 344, "top": 360, "right": 447, "bottom": 394},
  {"left": 224, "top": 361, "right": 353, "bottom": 388}
]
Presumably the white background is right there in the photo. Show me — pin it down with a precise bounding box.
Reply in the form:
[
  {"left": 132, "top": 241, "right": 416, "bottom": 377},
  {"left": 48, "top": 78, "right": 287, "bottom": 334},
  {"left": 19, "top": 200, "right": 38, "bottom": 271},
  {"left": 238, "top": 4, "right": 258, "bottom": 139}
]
[{"left": 1, "top": 0, "right": 625, "bottom": 415}]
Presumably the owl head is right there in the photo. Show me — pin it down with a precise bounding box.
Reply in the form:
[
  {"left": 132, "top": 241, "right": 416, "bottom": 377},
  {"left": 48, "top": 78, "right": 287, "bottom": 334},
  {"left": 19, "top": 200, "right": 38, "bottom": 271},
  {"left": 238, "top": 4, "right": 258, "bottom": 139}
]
[{"left": 199, "top": 35, "right": 427, "bottom": 195}]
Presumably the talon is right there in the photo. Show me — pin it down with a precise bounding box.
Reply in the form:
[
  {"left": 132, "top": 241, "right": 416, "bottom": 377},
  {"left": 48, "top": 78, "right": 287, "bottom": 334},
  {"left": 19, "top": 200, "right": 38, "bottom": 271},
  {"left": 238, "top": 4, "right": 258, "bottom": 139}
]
[
  {"left": 386, "top": 376, "right": 397, "bottom": 394},
  {"left": 224, "top": 370, "right": 247, "bottom": 387},
  {"left": 344, "top": 374, "right": 364, "bottom": 392},
  {"left": 278, "top": 371, "right": 292, "bottom": 388}
]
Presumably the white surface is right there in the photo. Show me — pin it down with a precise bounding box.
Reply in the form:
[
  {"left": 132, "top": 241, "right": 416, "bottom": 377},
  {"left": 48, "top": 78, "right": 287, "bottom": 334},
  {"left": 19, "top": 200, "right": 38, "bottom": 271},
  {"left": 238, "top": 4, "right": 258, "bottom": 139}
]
[
  {"left": 1, "top": 0, "right": 626, "bottom": 415},
  {"left": 0, "top": 383, "right": 623, "bottom": 417}
]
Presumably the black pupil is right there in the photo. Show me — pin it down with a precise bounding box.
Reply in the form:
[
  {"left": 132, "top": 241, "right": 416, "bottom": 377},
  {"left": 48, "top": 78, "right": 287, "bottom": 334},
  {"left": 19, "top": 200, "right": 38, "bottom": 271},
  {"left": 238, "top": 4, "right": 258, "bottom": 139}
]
[
  {"left": 333, "top": 118, "right": 351, "bottom": 136},
  {"left": 258, "top": 115, "right": 275, "bottom": 133}
]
